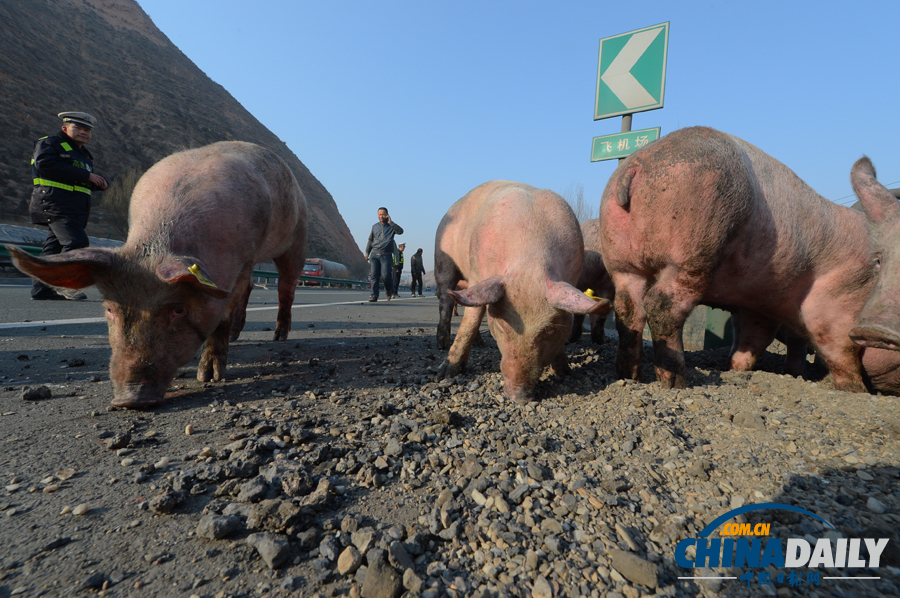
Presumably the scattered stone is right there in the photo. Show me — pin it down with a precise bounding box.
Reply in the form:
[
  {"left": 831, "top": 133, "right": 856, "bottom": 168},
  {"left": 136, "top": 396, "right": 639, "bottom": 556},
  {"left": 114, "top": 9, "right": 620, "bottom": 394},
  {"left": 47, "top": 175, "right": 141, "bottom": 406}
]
[
  {"left": 337, "top": 546, "right": 363, "bottom": 576},
  {"left": 532, "top": 575, "right": 553, "bottom": 598},
  {"left": 148, "top": 489, "right": 183, "bottom": 514},
  {"left": 867, "top": 496, "right": 887, "bottom": 514},
  {"left": 609, "top": 549, "right": 658, "bottom": 589},
  {"left": 732, "top": 412, "right": 766, "bottom": 431},
  {"left": 196, "top": 515, "right": 241, "bottom": 540},
  {"left": 361, "top": 549, "right": 403, "bottom": 598},
  {"left": 246, "top": 533, "right": 290, "bottom": 570},
  {"left": 22, "top": 386, "right": 51, "bottom": 401}
]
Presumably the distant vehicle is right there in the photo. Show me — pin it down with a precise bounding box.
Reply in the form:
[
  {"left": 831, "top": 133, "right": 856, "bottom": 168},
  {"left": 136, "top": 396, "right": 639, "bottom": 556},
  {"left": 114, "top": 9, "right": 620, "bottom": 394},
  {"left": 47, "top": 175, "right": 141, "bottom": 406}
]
[
  {"left": 426, "top": 286, "right": 432, "bottom": 293},
  {"left": 302, "top": 258, "right": 351, "bottom": 287}
]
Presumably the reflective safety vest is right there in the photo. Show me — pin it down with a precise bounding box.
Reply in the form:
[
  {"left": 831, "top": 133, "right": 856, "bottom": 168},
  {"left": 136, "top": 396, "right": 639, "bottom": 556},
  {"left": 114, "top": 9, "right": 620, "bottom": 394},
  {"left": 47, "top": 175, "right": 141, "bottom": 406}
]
[
  {"left": 29, "top": 133, "right": 96, "bottom": 223},
  {"left": 31, "top": 138, "right": 93, "bottom": 195}
]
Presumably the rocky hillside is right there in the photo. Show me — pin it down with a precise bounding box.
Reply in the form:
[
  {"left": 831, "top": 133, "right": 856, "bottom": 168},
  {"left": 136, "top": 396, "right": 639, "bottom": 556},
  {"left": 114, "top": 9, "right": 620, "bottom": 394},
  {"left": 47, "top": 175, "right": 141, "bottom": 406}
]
[{"left": 0, "top": 0, "right": 367, "bottom": 277}]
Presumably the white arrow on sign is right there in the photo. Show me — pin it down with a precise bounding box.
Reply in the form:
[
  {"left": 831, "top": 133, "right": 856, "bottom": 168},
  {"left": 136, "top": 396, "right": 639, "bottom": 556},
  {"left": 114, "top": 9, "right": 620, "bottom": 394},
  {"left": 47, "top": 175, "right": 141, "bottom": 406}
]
[{"left": 600, "top": 28, "right": 662, "bottom": 109}]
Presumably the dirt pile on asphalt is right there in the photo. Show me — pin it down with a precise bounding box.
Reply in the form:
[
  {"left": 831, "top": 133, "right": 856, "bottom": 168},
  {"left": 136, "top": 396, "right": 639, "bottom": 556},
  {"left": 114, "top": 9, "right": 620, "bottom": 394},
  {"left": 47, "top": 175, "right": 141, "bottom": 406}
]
[{"left": 1, "top": 327, "right": 898, "bottom": 598}]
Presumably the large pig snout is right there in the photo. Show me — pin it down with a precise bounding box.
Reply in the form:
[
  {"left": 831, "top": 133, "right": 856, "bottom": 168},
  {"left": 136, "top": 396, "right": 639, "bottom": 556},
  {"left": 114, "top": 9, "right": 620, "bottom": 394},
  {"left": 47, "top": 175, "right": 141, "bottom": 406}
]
[
  {"left": 110, "top": 381, "right": 169, "bottom": 409},
  {"left": 850, "top": 322, "right": 900, "bottom": 352},
  {"left": 109, "top": 351, "right": 178, "bottom": 408}
]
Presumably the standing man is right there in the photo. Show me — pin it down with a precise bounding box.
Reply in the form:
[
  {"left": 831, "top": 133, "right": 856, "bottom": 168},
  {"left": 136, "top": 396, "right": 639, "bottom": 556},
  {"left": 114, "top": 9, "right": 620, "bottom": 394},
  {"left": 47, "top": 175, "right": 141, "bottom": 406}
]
[
  {"left": 365, "top": 207, "right": 403, "bottom": 302},
  {"left": 410, "top": 248, "right": 425, "bottom": 297},
  {"left": 29, "top": 111, "right": 108, "bottom": 300},
  {"left": 393, "top": 242, "right": 405, "bottom": 298}
]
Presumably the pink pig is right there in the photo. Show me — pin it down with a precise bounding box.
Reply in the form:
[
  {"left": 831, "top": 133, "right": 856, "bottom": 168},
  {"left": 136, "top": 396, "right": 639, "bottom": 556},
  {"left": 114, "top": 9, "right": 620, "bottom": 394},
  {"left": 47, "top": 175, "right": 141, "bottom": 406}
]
[
  {"left": 434, "top": 181, "right": 610, "bottom": 404},
  {"left": 569, "top": 219, "right": 615, "bottom": 345},
  {"left": 597, "top": 126, "right": 900, "bottom": 394},
  {"left": 8, "top": 141, "right": 307, "bottom": 408}
]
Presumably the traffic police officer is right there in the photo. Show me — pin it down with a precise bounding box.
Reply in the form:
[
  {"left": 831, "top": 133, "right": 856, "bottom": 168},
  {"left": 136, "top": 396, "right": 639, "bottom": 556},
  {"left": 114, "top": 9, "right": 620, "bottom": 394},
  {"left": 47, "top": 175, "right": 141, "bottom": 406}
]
[{"left": 29, "top": 111, "right": 108, "bottom": 300}]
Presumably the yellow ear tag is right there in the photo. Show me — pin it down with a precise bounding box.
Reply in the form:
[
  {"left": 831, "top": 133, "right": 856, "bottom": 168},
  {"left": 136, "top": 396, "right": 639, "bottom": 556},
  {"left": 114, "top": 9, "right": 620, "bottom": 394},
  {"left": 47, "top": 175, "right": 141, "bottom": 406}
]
[
  {"left": 188, "top": 263, "right": 218, "bottom": 288},
  {"left": 584, "top": 288, "right": 601, "bottom": 302}
]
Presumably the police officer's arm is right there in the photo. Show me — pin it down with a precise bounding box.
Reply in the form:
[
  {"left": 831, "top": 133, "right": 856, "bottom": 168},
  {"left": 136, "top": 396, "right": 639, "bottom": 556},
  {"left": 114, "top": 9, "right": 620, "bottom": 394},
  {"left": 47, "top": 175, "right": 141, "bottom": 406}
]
[{"left": 33, "top": 139, "right": 91, "bottom": 186}]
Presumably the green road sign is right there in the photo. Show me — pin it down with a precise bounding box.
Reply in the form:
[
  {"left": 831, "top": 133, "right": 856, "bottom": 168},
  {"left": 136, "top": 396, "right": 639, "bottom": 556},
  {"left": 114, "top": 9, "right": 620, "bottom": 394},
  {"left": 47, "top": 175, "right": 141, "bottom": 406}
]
[
  {"left": 591, "top": 127, "right": 660, "bottom": 161},
  {"left": 594, "top": 22, "right": 669, "bottom": 120}
]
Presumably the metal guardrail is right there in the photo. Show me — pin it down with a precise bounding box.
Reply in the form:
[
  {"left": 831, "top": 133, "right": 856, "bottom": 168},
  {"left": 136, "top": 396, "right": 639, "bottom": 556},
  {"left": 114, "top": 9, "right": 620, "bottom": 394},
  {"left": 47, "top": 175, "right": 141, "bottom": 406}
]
[{"left": 1, "top": 244, "right": 372, "bottom": 288}]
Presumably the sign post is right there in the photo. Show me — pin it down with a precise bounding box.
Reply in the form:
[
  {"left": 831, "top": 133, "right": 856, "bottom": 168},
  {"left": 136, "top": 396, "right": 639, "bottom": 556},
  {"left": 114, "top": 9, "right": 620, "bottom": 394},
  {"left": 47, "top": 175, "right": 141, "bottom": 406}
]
[{"left": 593, "top": 22, "right": 669, "bottom": 161}]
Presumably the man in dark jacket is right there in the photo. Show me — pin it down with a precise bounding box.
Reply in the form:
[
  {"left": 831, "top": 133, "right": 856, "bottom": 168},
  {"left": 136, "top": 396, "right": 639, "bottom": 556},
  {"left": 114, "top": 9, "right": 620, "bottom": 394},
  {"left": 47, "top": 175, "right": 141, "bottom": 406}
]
[
  {"left": 29, "top": 111, "right": 108, "bottom": 300},
  {"left": 364, "top": 207, "right": 403, "bottom": 302},
  {"left": 393, "top": 242, "right": 405, "bottom": 297},
  {"left": 410, "top": 248, "right": 425, "bottom": 296}
]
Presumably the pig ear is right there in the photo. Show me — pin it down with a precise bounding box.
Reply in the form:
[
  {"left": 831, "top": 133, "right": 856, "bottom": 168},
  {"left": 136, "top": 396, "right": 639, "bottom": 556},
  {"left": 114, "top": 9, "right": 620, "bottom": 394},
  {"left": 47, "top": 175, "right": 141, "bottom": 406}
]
[
  {"left": 156, "top": 257, "right": 229, "bottom": 299},
  {"left": 851, "top": 157, "right": 900, "bottom": 225},
  {"left": 448, "top": 276, "right": 504, "bottom": 306},
  {"left": 547, "top": 280, "right": 612, "bottom": 316},
  {"left": 5, "top": 244, "right": 116, "bottom": 289}
]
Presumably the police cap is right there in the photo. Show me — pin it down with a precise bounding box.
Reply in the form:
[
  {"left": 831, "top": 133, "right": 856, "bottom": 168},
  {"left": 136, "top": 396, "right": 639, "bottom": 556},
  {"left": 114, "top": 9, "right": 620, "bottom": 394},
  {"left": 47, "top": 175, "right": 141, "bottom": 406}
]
[{"left": 58, "top": 111, "right": 97, "bottom": 129}]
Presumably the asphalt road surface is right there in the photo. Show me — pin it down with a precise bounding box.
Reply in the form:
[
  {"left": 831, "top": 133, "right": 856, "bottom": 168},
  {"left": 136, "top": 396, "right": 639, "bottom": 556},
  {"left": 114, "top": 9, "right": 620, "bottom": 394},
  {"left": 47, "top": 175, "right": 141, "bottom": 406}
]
[{"left": 0, "top": 280, "right": 455, "bottom": 390}]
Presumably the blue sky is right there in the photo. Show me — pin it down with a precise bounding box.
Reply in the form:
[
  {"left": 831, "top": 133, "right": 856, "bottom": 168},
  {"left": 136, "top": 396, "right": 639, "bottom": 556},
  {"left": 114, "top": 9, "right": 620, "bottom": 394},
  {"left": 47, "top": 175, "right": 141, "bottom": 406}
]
[{"left": 138, "top": 0, "right": 899, "bottom": 272}]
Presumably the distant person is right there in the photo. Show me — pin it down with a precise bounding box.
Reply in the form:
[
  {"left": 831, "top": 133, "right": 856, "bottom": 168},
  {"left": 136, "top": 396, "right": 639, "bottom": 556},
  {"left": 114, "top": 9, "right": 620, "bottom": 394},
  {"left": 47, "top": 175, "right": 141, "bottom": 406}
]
[
  {"left": 365, "top": 206, "right": 403, "bottom": 302},
  {"left": 410, "top": 247, "right": 425, "bottom": 296},
  {"left": 393, "top": 242, "right": 405, "bottom": 297},
  {"left": 29, "top": 111, "right": 108, "bottom": 300}
]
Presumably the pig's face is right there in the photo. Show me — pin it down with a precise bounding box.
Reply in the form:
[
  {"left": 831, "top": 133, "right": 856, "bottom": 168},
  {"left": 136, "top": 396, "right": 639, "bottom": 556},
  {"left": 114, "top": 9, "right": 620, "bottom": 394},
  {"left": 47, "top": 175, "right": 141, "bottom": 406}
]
[
  {"left": 4, "top": 245, "right": 230, "bottom": 408},
  {"left": 451, "top": 276, "right": 610, "bottom": 404},
  {"left": 102, "top": 284, "right": 225, "bottom": 407},
  {"left": 489, "top": 303, "right": 573, "bottom": 403},
  {"left": 846, "top": 158, "right": 900, "bottom": 351}
]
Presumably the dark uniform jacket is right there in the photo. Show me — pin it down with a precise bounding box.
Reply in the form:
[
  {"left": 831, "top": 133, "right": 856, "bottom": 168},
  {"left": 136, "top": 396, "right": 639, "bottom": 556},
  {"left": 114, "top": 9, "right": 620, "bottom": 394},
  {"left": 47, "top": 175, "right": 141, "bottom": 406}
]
[
  {"left": 410, "top": 253, "right": 425, "bottom": 275},
  {"left": 29, "top": 132, "right": 96, "bottom": 225}
]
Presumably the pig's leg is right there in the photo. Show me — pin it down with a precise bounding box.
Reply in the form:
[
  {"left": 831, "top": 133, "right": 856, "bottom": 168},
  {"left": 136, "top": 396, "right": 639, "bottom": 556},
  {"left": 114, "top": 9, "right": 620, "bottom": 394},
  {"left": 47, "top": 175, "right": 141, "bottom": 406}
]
[
  {"left": 803, "top": 298, "right": 868, "bottom": 392},
  {"left": 589, "top": 313, "right": 606, "bottom": 345},
  {"left": 729, "top": 311, "right": 779, "bottom": 372},
  {"left": 229, "top": 278, "right": 253, "bottom": 342},
  {"left": 612, "top": 275, "right": 649, "bottom": 382},
  {"left": 272, "top": 255, "right": 301, "bottom": 341},
  {"left": 643, "top": 272, "right": 704, "bottom": 389},
  {"left": 437, "top": 305, "right": 485, "bottom": 379},
  {"left": 198, "top": 319, "right": 231, "bottom": 382},
  {"left": 438, "top": 291, "right": 457, "bottom": 350},
  {"left": 772, "top": 325, "right": 810, "bottom": 378},
  {"left": 435, "top": 252, "right": 462, "bottom": 350},
  {"left": 568, "top": 314, "right": 585, "bottom": 343}
]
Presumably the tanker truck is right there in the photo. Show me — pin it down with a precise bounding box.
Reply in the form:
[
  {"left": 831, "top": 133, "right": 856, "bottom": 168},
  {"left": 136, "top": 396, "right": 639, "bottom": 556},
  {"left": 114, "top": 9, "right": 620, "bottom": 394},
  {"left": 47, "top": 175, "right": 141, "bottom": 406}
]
[{"left": 302, "top": 258, "right": 352, "bottom": 287}]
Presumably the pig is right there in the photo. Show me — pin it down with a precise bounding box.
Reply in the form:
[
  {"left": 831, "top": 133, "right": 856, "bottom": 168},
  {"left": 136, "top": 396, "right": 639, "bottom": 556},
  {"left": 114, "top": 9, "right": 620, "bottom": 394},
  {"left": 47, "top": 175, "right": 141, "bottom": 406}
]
[
  {"left": 434, "top": 181, "right": 610, "bottom": 404},
  {"left": 7, "top": 141, "right": 307, "bottom": 408},
  {"left": 568, "top": 219, "right": 615, "bottom": 345},
  {"left": 597, "top": 125, "right": 900, "bottom": 394}
]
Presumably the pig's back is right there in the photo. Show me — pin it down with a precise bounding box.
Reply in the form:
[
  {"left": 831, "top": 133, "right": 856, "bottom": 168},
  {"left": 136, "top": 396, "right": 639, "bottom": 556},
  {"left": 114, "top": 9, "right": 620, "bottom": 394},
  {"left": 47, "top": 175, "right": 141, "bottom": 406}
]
[
  {"left": 441, "top": 181, "right": 582, "bottom": 282},
  {"left": 126, "top": 142, "right": 304, "bottom": 258}
]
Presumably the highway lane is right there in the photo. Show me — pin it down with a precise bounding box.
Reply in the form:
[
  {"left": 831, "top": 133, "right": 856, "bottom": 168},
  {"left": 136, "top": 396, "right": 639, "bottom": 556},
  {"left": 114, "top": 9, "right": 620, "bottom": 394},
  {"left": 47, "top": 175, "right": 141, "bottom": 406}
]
[
  {"left": 0, "top": 280, "right": 457, "bottom": 387},
  {"left": 0, "top": 281, "right": 435, "bottom": 328}
]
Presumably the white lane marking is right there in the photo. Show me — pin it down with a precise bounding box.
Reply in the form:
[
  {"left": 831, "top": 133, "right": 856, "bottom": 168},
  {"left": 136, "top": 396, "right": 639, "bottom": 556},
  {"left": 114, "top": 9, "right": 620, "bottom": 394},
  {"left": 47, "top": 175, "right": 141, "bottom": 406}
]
[{"left": 0, "top": 296, "right": 435, "bottom": 329}]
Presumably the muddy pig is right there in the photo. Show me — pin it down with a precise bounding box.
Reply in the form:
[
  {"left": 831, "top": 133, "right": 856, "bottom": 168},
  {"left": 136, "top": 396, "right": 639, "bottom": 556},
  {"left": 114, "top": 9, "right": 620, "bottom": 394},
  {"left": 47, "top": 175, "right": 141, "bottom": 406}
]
[
  {"left": 434, "top": 181, "right": 610, "bottom": 404},
  {"left": 597, "top": 125, "right": 900, "bottom": 393},
  {"left": 568, "top": 219, "right": 615, "bottom": 345},
  {"left": 8, "top": 141, "right": 308, "bottom": 408}
]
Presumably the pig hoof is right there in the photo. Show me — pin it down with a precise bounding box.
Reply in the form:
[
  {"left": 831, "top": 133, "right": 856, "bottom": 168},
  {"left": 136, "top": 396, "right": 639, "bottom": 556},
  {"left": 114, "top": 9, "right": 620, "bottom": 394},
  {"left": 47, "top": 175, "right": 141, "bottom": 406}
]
[
  {"left": 110, "top": 396, "right": 166, "bottom": 409},
  {"left": 506, "top": 391, "right": 535, "bottom": 406},
  {"left": 436, "top": 360, "right": 461, "bottom": 380}
]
